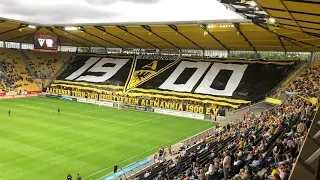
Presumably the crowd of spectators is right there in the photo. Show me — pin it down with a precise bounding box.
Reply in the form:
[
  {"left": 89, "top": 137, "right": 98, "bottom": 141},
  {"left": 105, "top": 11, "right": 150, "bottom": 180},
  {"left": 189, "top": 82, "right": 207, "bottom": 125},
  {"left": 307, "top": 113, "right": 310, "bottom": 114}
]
[
  {"left": 24, "top": 50, "right": 70, "bottom": 79},
  {"left": 130, "top": 62, "right": 319, "bottom": 180},
  {"left": 0, "top": 49, "right": 36, "bottom": 90},
  {"left": 0, "top": 48, "right": 72, "bottom": 91},
  {"left": 284, "top": 62, "right": 320, "bottom": 96}
]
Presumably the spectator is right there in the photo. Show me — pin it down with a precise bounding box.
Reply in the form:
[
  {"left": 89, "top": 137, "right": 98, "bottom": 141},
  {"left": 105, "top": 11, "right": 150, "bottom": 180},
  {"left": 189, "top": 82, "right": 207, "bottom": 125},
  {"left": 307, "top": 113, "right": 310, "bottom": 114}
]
[{"left": 223, "top": 151, "right": 231, "bottom": 180}]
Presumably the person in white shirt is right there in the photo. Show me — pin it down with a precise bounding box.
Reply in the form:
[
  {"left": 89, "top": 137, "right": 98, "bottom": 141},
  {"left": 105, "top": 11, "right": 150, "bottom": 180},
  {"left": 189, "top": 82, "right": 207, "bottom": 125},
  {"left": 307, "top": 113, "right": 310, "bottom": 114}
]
[
  {"left": 223, "top": 151, "right": 231, "bottom": 180},
  {"left": 205, "top": 162, "right": 214, "bottom": 176},
  {"left": 234, "top": 156, "right": 242, "bottom": 166}
]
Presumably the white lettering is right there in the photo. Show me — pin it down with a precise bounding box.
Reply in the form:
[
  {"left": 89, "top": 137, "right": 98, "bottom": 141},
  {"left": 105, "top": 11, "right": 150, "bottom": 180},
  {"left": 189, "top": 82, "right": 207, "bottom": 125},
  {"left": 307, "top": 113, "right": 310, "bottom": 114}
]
[
  {"left": 195, "top": 63, "right": 248, "bottom": 96},
  {"left": 66, "top": 57, "right": 100, "bottom": 80},
  {"left": 76, "top": 58, "right": 129, "bottom": 83},
  {"left": 159, "top": 61, "right": 210, "bottom": 92}
]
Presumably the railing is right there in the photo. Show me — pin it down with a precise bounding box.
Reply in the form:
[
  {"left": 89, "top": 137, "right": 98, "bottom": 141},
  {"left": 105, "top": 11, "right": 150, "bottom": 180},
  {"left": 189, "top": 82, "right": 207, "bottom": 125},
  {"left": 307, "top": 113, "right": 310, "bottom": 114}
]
[
  {"left": 20, "top": 50, "right": 41, "bottom": 89},
  {"left": 45, "top": 53, "right": 76, "bottom": 88},
  {"left": 182, "top": 126, "right": 217, "bottom": 147}
]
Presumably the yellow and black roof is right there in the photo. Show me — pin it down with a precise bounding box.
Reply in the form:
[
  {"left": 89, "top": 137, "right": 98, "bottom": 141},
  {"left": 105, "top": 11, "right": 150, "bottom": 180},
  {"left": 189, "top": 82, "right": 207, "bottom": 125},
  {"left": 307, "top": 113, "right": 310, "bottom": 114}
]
[{"left": 0, "top": 0, "right": 319, "bottom": 52}]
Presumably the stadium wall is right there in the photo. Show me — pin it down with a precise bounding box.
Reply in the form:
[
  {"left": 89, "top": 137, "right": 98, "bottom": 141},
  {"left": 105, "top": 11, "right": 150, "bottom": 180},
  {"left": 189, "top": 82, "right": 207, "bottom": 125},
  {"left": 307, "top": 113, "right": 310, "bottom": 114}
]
[
  {"left": 0, "top": 90, "right": 41, "bottom": 99},
  {"left": 42, "top": 92, "right": 220, "bottom": 120}
]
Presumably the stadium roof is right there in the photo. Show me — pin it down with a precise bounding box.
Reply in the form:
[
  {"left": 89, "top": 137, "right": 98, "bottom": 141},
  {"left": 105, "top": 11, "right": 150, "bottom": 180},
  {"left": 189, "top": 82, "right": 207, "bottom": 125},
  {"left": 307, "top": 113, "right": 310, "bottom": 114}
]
[
  {"left": 218, "top": 0, "right": 320, "bottom": 52},
  {"left": 0, "top": 0, "right": 320, "bottom": 53}
]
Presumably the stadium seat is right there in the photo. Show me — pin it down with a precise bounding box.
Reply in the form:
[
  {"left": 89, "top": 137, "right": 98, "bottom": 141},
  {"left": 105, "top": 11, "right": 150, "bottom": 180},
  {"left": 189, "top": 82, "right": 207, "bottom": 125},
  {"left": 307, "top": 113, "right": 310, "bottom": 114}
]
[
  {"left": 0, "top": 48, "right": 38, "bottom": 91},
  {"left": 23, "top": 50, "right": 71, "bottom": 82}
]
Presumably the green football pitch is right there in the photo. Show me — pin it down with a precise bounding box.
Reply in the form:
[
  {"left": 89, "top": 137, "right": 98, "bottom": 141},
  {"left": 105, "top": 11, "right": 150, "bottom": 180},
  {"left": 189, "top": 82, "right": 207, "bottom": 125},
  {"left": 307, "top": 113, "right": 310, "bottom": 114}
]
[{"left": 0, "top": 97, "right": 214, "bottom": 180}]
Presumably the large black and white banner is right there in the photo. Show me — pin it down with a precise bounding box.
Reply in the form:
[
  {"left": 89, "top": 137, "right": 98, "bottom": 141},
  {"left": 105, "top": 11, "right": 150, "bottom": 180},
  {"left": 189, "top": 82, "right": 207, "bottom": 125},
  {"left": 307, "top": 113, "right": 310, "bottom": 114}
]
[
  {"left": 127, "top": 58, "right": 294, "bottom": 106},
  {"left": 51, "top": 55, "right": 294, "bottom": 108},
  {"left": 126, "top": 55, "right": 178, "bottom": 90},
  {"left": 54, "top": 55, "right": 134, "bottom": 91}
]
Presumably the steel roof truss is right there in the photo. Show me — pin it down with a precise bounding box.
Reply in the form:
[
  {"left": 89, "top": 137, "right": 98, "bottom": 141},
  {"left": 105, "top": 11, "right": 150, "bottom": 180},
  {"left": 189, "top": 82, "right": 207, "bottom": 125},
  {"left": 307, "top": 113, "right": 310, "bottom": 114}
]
[
  {"left": 56, "top": 27, "right": 105, "bottom": 47},
  {"left": 199, "top": 24, "right": 229, "bottom": 51},
  {"left": 116, "top": 25, "right": 160, "bottom": 50},
  {"left": 168, "top": 24, "right": 203, "bottom": 50},
  {"left": 79, "top": 27, "right": 122, "bottom": 48},
  {"left": 46, "top": 27, "right": 89, "bottom": 47},
  {"left": 233, "top": 23, "right": 257, "bottom": 52},
  {"left": 94, "top": 26, "right": 140, "bottom": 49},
  {"left": 141, "top": 25, "right": 181, "bottom": 50}
]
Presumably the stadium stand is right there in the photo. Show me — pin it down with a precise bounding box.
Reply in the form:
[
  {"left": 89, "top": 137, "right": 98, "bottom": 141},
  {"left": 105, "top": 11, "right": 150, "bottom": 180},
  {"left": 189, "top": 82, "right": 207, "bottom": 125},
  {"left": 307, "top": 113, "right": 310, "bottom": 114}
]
[
  {"left": 284, "top": 62, "right": 320, "bottom": 96},
  {"left": 23, "top": 50, "right": 71, "bottom": 88},
  {"left": 24, "top": 50, "right": 71, "bottom": 79},
  {"left": 0, "top": 48, "right": 38, "bottom": 91},
  {"left": 0, "top": 79, "right": 6, "bottom": 92},
  {"left": 123, "top": 62, "right": 319, "bottom": 180}
]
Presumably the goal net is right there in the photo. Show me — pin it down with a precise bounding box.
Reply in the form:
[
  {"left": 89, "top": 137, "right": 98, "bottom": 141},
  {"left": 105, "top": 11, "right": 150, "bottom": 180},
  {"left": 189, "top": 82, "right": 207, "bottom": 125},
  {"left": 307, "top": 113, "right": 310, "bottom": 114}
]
[{"left": 98, "top": 99, "right": 121, "bottom": 110}]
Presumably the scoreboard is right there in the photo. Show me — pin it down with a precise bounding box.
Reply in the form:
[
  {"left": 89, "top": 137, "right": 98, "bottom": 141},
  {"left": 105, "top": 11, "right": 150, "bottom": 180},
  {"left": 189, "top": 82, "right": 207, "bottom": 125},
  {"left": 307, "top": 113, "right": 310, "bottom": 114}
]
[{"left": 34, "top": 34, "right": 58, "bottom": 52}]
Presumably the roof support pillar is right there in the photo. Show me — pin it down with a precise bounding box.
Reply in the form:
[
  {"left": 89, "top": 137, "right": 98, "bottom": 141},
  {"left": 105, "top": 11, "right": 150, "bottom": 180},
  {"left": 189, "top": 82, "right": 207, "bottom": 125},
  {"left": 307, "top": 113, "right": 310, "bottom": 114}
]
[
  {"left": 227, "top": 50, "right": 230, "bottom": 58},
  {"left": 202, "top": 49, "right": 205, "bottom": 59},
  {"left": 310, "top": 52, "right": 314, "bottom": 63}
]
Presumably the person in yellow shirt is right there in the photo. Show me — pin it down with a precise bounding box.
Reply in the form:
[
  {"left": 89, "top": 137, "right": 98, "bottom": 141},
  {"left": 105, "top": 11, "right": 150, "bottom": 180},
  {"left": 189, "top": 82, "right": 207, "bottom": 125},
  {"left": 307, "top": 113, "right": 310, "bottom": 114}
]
[
  {"left": 269, "top": 125, "right": 275, "bottom": 136},
  {"left": 274, "top": 117, "right": 280, "bottom": 124},
  {"left": 271, "top": 164, "right": 280, "bottom": 177},
  {"left": 239, "top": 138, "right": 244, "bottom": 151}
]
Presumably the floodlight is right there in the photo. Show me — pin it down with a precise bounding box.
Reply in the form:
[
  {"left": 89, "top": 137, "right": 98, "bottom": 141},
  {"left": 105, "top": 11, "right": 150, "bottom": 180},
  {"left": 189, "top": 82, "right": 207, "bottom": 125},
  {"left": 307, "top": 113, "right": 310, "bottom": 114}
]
[
  {"left": 28, "top": 25, "right": 36, "bottom": 29},
  {"left": 250, "top": 1, "right": 256, "bottom": 6},
  {"left": 269, "top": 18, "right": 276, "bottom": 23},
  {"left": 64, "top": 27, "right": 80, "bottom": 31}
]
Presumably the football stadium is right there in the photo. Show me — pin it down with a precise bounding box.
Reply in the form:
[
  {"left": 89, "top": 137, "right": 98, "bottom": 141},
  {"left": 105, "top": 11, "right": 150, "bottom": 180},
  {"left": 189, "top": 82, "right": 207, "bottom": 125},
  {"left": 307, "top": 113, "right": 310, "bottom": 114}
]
[{"left": 0, "top": 0, "right": 319, "bottom": 180}]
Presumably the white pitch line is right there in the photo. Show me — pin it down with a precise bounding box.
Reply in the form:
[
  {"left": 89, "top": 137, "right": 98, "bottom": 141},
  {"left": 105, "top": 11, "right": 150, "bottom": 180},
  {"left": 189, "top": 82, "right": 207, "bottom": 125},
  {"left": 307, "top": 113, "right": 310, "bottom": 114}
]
[
  {"left": 83, "top": 124, "right": 212, "bottom": 180},
  {"left": 19, "top": 105, "right": 132, "bottom": 126},
  {"left": 18, "top": 104, "right": 167, "bottom": 126},
  {"left": 130, "top": 116, "right": 167, "bottom": 125},
  {"left": 32, "top": 99, "right": 87, "bottom": 109}
]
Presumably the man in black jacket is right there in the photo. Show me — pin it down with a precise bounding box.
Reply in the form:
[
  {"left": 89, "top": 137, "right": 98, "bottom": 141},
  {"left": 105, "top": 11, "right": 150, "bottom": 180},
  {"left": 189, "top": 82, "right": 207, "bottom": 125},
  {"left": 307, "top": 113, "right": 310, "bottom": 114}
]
[{"left": 67, "top": 173, "right": 72, "bottom": 180}]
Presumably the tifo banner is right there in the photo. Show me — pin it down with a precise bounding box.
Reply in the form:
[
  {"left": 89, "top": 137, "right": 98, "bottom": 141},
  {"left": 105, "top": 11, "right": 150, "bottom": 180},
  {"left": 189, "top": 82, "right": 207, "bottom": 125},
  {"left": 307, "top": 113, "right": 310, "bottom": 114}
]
[
  {"left": 50, "top": 55, "right": 294, "bottom": 108},
  {"left": 45, "top": 87, "right": 226, "bottom": 116},
  {"left": 126, "top": 55, "right": 179, "bottom": 90},
  {"left": 55, "top": 54, "right": 135, "bottom": 91},
  {"left": 265, "top": 97, "right": 282, "bottom": 105},
  {"left": 128, "top": 57, "right": 294, "bottom": 103}
]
